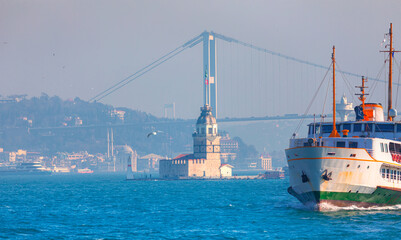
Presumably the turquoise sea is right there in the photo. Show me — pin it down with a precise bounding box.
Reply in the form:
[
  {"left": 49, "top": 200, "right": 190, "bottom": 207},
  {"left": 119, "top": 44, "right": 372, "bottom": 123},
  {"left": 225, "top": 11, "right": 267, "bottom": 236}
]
[{"left": 1, "top": 174, "right": 401, "bottom": 239}]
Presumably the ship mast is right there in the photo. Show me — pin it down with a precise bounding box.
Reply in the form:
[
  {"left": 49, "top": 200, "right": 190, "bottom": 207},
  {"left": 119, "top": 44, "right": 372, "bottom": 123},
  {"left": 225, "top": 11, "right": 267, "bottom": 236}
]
[
  {"left": 330, "top": 46, "right": 340, "bottom": 137},
  {"left": 388, "top": 23, "right": 394, "bottom": 121},
  {"left": 381, "top": 23, "right": 399, "bottom": 121}
]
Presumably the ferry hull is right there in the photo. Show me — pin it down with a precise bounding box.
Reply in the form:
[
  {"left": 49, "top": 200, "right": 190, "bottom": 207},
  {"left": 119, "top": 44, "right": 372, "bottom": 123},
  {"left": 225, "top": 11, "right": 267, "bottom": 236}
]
[
  {"left": 285, "top": 146, "right": 401, "bottom": 210},
  {"left": 288, "top": 186, "right": 401, "bottom": 210}
]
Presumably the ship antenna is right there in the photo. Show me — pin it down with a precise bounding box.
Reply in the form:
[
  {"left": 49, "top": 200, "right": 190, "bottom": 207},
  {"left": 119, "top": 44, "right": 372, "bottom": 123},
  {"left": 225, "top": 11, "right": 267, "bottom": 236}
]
[
  {"left": 380, "top": 23, "right": 400, "bottom": 121},
  {"left": 355, "top": 76, "right": 369, "bottom": 120},
  {"left": 329, "top": 46, "right": 340, "bottom": 137}
]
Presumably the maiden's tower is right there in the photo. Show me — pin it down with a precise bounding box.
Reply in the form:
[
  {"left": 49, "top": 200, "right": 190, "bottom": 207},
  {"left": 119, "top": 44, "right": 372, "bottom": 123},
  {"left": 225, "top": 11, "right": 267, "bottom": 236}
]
[{"left": 159, "top": 104, "right": 221, "bottom": 178}]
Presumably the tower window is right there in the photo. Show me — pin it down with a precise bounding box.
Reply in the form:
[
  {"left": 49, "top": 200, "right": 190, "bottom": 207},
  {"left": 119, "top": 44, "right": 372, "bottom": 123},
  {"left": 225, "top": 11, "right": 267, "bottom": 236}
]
[
  {"left": 201, "top": 128, "right": 205, "bottom": 134},
  {"left": 208, "top": 127, "right": 213, "bottom": 134}
]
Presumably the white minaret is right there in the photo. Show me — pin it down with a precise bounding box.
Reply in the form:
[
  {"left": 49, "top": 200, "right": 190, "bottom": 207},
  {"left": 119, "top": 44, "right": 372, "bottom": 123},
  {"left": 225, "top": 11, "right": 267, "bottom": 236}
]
[{"left": 336, "top": 93, "right": 353, "bottom": 122}]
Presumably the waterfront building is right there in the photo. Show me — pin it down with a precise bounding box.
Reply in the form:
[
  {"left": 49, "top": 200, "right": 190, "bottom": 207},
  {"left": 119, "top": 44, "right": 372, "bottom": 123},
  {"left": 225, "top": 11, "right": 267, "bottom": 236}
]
[
  {"left": 220, "top": 164, "right": 234, "bottom": 177},
  {"left": 159, "top": 105, "right": 222, "bottom": 178},
  {"left": 115, "top": 145, "right": 137, "bottom": 172},
  {"left": 261, "top": 154, "right": 272, "bottom": 170},
  {"left": 138, "top": 153, "right": 164, "bottom": 172},
  {"left": 220, "top": 133, "right": 238, "bottom": 163}
]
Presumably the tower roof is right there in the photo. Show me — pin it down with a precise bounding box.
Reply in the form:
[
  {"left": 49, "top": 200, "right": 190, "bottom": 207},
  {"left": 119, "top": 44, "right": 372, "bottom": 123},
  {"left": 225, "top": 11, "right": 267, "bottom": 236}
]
[{"left": 196, "top": 104, "right": 217, "bottom": 125}]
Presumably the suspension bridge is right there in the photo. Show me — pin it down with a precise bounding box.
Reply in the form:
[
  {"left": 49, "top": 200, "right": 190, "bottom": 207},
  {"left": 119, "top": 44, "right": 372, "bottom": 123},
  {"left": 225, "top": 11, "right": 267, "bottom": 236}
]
[
  {"left": 88, "top": 30, "right": 398, "bottom": 122},
  {"left": 25, "top": 29, "right": 401, "bottom": 156}
]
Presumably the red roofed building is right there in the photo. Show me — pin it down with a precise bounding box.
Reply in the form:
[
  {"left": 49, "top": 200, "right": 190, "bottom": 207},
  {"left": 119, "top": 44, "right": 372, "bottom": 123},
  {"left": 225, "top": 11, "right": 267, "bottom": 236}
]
[{"left": 159, "top": 105, "right": 222, "bottom": 178}]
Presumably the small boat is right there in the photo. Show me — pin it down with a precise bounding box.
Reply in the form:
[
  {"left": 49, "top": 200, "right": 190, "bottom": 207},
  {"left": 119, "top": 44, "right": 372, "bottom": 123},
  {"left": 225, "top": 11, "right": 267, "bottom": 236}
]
[{"left": 77, "top": 168, "right": 94, "bottom": 174}]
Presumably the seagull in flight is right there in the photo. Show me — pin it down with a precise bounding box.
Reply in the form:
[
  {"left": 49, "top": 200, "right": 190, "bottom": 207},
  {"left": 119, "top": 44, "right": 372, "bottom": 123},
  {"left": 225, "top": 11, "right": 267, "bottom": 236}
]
[{"left": 147, "top": 130, "right": 163, "bottom": 138}]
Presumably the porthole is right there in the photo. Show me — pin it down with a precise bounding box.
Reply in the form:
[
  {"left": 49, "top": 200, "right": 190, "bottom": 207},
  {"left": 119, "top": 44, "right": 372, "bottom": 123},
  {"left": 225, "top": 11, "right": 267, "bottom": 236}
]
[
  {"left": 356, "top": 191, "right": 359, "bottom": 193},
  {"left": 346, "top": 164, "right": 350, "bottom": 168},
  {"left": 367, "top": 166, "right": 370, "bottom": 169},
  {"left": 357, "top": 165, "right": 360, "bottom": 168},
  {"left": 348, "top": 190, "right": 352, "bottom": 193}
]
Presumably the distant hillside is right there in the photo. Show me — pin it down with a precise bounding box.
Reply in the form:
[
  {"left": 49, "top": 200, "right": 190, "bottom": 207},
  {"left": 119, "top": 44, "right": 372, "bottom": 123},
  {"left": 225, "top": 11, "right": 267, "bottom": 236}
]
[
  {"left": 0, "top": 94, "right": 158, "bottom": 128},
  {"left": 0, "top": 94, "right": 191, "bottom": 155},
  {"left": 0, "top": 94, "right": 259, "bottom": 163}
]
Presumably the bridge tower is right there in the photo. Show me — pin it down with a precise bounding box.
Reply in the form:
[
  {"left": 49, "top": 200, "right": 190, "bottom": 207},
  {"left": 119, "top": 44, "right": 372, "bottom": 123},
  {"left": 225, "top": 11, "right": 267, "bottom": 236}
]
[{"left": 203, "top": 32, "right": 218, "bottom": 118}]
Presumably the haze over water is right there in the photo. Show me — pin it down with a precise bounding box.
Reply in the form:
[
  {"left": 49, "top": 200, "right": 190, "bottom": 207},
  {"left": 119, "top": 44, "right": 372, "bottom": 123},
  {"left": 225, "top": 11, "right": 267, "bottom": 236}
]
[{"left": 1, "top": 174, "right": 401, "bottom": 239}]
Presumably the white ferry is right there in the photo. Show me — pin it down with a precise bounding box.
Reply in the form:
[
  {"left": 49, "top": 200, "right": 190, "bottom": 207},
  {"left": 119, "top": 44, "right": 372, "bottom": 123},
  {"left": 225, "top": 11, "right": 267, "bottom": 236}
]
[
  {"left": 286, "top": 24, "right": 401, "bottom": 210},
  {"left": 0, "top": 162, "right": 51, "bottom": 175}
]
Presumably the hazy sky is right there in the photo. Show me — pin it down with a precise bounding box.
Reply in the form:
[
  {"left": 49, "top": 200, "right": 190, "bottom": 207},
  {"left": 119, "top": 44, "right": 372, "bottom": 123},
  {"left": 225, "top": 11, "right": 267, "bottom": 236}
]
[{"left": 1, "top": 0, "right": 401, "bottom": 118}]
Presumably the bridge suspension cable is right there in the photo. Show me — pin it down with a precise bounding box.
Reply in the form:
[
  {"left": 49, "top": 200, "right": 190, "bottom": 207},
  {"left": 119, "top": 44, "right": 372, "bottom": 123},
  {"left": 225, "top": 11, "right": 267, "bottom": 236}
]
[
  {"left": 89, "top": 33, "right": 204, "bottom": 102},
  {"left": 212, "top": 31, "right": 386, "bottom": 84}
]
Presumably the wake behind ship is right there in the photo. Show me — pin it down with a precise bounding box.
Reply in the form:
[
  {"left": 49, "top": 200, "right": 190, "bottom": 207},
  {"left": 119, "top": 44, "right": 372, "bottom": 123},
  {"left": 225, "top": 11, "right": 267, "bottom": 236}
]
[{"left": 286, "top": 24, "right": 401, "bottom": 210}]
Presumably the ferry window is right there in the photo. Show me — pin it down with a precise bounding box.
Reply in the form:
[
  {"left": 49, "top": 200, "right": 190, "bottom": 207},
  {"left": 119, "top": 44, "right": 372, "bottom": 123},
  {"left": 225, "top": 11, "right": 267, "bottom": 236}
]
[
  {"left": 387, "top": 169, "right": 390, "bottom": 178},
  {"left": 382, "top": 168, "right": 385, "bottom": 178},
  {"left": 343, "top": 124, "right": 351, "bottom": 131},
  {"left": 322, "top": 125, "right": 333, "bottom": 133},
  {"left": 336, "top": 141, "right": 346, "bottom": 147},
  {"left": 390, "top": 142, "right": 396, "bottom": 152},
  {"left": 395, "top": 144, "right": 401, "bottom": 153},
  {"left": 385, "top": 144, "right": 389, "bottom": 153},
  {"left": 349, "top": 142, "right": 358, "bottom": 148},
  {"left": 354, "top": 124, "right": 362, "bottom": 132},
  {"left": 375, "top": 124, "right": 394, "bottom": 132},
  {"left": 366, "top": 123, "right": 373, "bottom": 132},
  {"left": 309, "top": 125, "right": 314, "bottom": 134},
  {"left": 380, "top": 143, "right": 384, "bottom": 152},
  {"left": 397, "top": 124, "right": 401, "bottom": 132}
]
